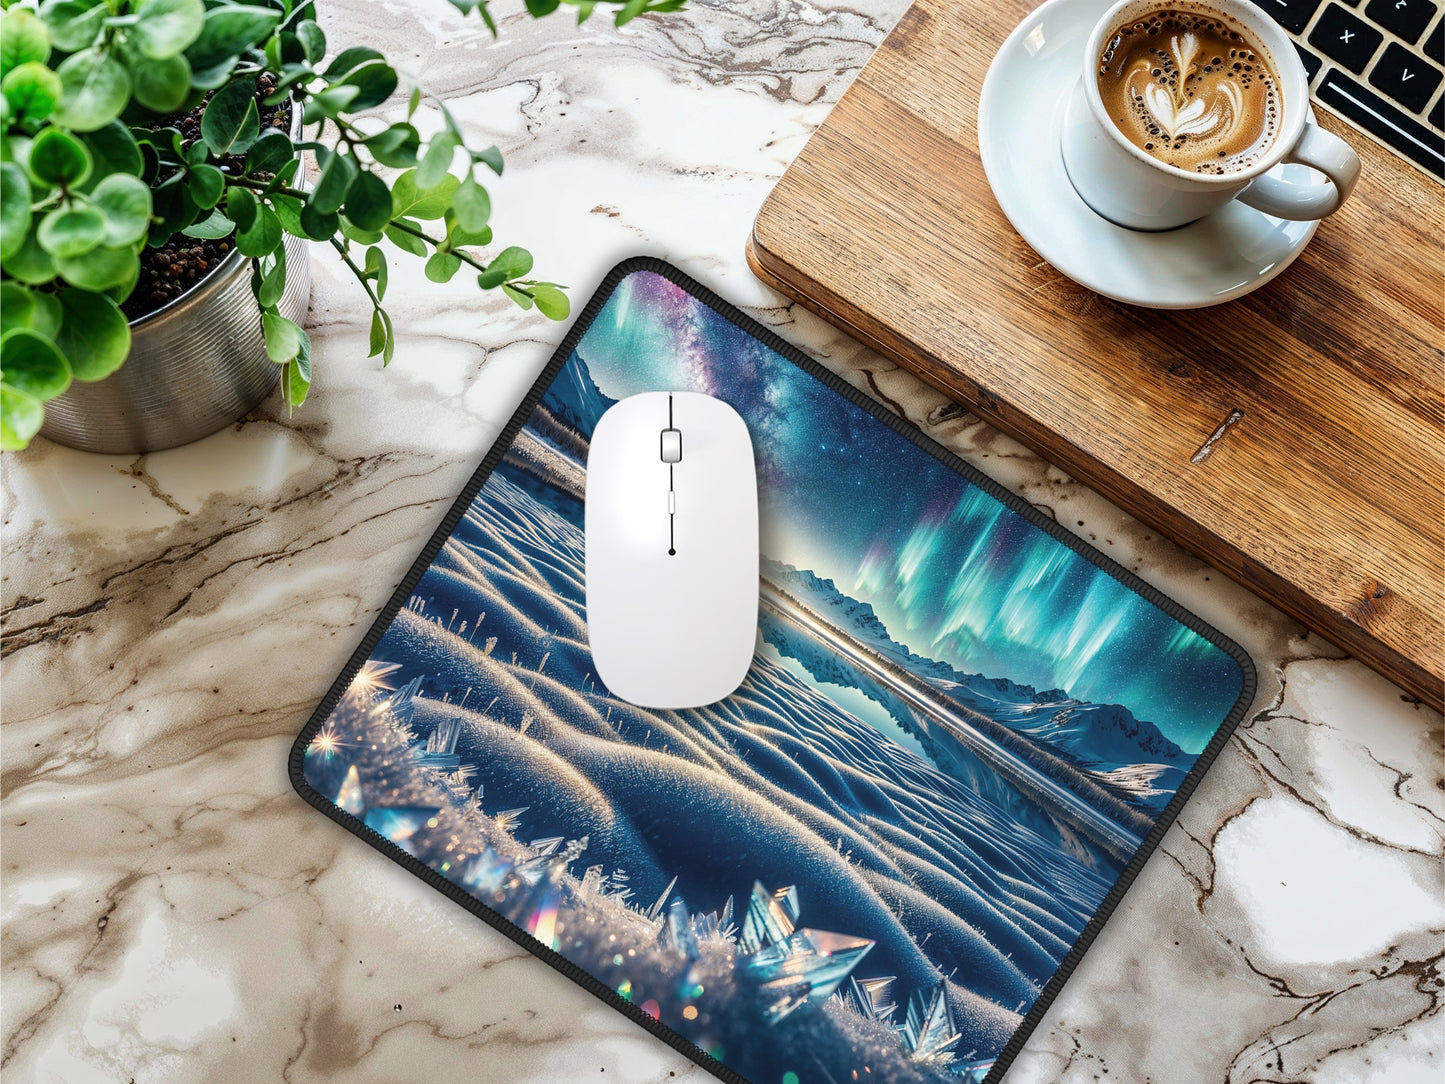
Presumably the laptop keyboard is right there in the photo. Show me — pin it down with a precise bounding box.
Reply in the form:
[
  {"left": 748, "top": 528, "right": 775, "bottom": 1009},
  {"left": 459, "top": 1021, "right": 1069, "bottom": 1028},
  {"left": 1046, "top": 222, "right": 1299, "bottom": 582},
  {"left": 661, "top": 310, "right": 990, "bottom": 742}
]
[{"left": 1259, "top": 0, "right": 1445, "bottom": 178}]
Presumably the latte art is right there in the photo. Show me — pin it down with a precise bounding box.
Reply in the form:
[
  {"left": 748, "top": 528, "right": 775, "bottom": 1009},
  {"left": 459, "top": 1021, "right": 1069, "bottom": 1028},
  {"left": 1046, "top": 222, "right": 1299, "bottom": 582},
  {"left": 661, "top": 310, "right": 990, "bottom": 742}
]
[
  {"left": 1097, "top": 8, "right": 1281, "bottom": 173},
  {"left": 1133, "top": 33, "right": 1244, "bottom": 140}
]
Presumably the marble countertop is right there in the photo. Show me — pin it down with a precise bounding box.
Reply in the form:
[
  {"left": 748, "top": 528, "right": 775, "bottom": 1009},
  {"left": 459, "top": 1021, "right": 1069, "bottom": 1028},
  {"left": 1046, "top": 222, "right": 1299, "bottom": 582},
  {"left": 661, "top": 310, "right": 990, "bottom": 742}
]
[{"left": 3, "top": 1, "right": 1442, "bottom": 1081}]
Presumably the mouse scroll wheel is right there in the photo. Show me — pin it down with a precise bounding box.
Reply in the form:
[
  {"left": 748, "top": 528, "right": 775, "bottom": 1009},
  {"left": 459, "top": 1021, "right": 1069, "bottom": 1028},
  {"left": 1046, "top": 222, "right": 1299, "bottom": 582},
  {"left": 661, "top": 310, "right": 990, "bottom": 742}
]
[{"left": 660, "top": 428, "right": 682, "bottom": 463}]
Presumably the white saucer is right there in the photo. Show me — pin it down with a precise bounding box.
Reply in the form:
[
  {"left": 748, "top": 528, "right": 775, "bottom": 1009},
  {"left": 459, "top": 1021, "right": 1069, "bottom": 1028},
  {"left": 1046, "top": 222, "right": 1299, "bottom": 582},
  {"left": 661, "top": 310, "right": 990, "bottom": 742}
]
[{"left": 978, "top": 0, "right": 1323, "bottom": 308}]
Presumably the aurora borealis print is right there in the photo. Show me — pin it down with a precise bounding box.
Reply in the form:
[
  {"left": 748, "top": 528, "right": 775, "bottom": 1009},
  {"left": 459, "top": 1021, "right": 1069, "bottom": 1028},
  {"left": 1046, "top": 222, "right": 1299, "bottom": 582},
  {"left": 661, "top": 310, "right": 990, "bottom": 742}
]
[{"left": 301, "top": 268, "right": 1247, "bottom": 1084}]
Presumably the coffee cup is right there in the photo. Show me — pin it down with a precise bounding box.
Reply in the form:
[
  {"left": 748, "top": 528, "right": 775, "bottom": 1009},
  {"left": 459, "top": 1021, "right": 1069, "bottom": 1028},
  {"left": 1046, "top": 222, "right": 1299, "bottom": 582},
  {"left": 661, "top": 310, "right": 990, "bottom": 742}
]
[{"left": 1061, "top": 0, "right": 1360, "bottom": 231}]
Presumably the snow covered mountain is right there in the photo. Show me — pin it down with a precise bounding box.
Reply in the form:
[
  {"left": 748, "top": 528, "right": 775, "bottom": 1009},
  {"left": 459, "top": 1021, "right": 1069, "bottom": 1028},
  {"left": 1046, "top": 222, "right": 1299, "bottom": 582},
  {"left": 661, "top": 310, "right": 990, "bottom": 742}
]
[{"left": 760, "top": 559, "right": 1189, "bottom": 813}]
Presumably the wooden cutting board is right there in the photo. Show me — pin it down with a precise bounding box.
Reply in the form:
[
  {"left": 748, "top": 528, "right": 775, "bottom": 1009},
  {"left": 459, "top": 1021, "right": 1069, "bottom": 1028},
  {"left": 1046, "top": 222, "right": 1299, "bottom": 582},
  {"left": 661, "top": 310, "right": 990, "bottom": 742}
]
[{"left": 748, "top": 0, "right": 1445, "bottom": 712}]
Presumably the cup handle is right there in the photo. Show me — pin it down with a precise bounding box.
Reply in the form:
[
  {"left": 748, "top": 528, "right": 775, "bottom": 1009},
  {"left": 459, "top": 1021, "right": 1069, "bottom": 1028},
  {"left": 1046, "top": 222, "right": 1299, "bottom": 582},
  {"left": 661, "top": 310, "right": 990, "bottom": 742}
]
[{"left": 1236, "top": 123, "right": 1361, "bottom": 220}]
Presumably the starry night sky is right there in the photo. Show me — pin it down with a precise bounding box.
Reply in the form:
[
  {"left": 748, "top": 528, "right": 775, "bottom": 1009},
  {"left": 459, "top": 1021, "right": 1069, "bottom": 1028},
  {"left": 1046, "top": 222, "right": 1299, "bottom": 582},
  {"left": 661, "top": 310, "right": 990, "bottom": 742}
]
[{"left": 573, "top": 272, "right": 1242, "bottom": 752}]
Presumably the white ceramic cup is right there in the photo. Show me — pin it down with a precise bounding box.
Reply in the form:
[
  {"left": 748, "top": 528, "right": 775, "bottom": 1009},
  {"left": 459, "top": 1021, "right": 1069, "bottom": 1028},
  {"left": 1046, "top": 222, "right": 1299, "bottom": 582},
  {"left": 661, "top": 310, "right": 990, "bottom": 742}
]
[{"left": 1061, "top": 0, "right": 1361, "bottom": 231}]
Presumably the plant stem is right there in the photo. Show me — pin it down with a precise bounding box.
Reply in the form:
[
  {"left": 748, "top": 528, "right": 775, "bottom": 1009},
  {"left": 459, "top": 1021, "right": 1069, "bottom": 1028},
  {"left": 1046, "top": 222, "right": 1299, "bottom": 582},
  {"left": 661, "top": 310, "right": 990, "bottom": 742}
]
[
  {"left": 228, "top": 182, "right": 490, "bottom": 274},
  {"left": 230, "top": 178, "right": 310, "bottom": 199},
  {"left": 327, "top": 237, "right": 383, "bottom": 313},
  {"left": 385, "top": 219, "right": 489, "bottom": 274}
]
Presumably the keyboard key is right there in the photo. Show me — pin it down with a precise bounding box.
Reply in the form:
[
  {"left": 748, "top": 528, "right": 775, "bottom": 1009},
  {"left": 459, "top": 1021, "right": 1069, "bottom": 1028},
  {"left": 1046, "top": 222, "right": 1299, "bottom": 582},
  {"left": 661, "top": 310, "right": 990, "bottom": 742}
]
[
  {"left": 1318, "top": 68, "right": 1444, "bottom": 175},
  {"left": 1259, "top": 0, "right": 1324, "bottom": 32},
  {"left": 1310, "top": 5, "right": 1385, "bottom": 71},
  {"left": 1296, "top": 42, "right": 1325, "bottom": 82},
  {"left": 1425, "top": 19, "right": 1444, "bottom": 63},
  {"left": 1369, "top": 42, "right": 1443, "bottom": 110},
  {"left": 1363, "top": 0, "right": 1437, "bottom": 43},
  {"left": 1432, "top": 93, "right": 1444, "bottom": 127}
]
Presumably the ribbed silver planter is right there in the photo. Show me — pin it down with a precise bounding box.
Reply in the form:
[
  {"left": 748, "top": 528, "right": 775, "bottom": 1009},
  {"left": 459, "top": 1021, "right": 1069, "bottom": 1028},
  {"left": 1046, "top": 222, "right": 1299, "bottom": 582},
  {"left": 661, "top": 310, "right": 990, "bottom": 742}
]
[{"left": 38, "top": 230, "right": 310, "bottom": 454}]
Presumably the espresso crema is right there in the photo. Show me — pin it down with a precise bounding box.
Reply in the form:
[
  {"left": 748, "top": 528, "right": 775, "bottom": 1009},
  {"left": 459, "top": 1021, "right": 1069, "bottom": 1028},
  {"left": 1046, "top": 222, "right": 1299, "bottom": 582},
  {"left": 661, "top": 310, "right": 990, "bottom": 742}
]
[{"left": 1096, "top": 7, "right": 1282, "bottom": 173}]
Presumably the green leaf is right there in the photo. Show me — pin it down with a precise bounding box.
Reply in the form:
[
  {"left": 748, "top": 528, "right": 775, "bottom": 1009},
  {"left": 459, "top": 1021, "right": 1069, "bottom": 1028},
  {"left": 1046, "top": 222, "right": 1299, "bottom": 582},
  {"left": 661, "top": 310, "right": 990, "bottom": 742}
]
[
  {"left": 378, "top": 306, "right": 394, "bottom": 363},
  {"left": 53, "top": 287, "right": 130, "bottom": 381},
  {"left": 90, "top": 173, "right": 152, "bottom": 244},
  {"left": 282, "top": 357, "right": 308, "bottom": 409},
  {"left": 301, "top": 82, "right": 358, "bottom": 123},
  {"left": 255, "top": 247, "right": 286, "bottom": 306},
  {"left": 245, "top": 128, "right": 293, "bottom": 174},
  {"left": 340, "top": 220, "right": 382, "bottom": 245},
  {"left": 38, "top": 205, "right": 105, "bottom": 258},
  {"left": 296, "top": 20, "right": 325, "bottom": 64},
  {"left": 2, "top": 62, "right": 61, "bottom": 123},
  {"left": 336, "top": 60, "right": 396, "bottom": 111},
  {"left": 129, "top": 0, "right": 205, "bottom": 60},
  {"left": 341, "top": 168, "right": 390, "bottom": 232},
  {"left": 473, "top": 143, "right": 503, "bottom": 176},
  {"left": 262, "top": 32, "right": 287, "bottom": 70},
  {"left": 0, "top": 383, "right": 44, "bottom": 450},
  {"left": 181, "top": 206, "right": 232, "bottom": 238},
  {"left": 0, "top": 329, "right": 71, "bottom": 399},
  {"left": 406, "top": 85, "right": 420, "bottom": 119},
  {"left": 54, "top": 243, "right": 138, "bottom": 291},
  {"left": 0, "top": 283, "right": 62, "bottom": 339},
  {"left": 297, "top": 201, "right": 337, "bottom": 240},
  {"left": 27, "top": 127, "right": 91, "bottom": 187},
  {"left": 368, "top": 307, "right": 385, "bottom": 357},
  {"left": 477, "top": 244, "right": 532, "bottom": 288},
  {"left": 474, "top": 1, "right": 499, "bottom": 37},
  {"left": 265, "top": 156, "right": 300, "bottom": 192},
  {"left": 383, "top": 219, "right": 426, "bottom": 256},
  {"left": 500, "top": 282, "right": 533, "bottom": 309},
  {"left": 310, "top": 147, "right": 357, "bottom": 215},
  {"left": 524, "top": 0, "right": 561, "bottom": 15},
  {"left": 615, "top": 0, "right": 649, "bottom": 26},
  {"left": 451, "top": 224, "right": 491, "bottom": 248},
  {"left": 187, "top": 59, "right": 236, "bottom": 92},
  {"left": 389, "top": 169, "right": 458, "bottom": 220},
  {"left": 424, "top": 250, "right": 462, "bottom": 283},
  {"left": 81, "top": 122, "right": 143, "bottom": 183},
  {"left": 261, "top": 310, "right": 302, "bottom": 363},
  {"left": 146, "top": 171, "right": 187, "bottom": 241},
  {"left": 0, "top": 133, "right": 31, "bottom": 169},
  {"left": 134, "top": 123, "right": 185, "bottom": 158},
  {"left": 126, "top": 49, "right": 190, "bottom": 113},
  {"left": 416, "top": 131, "right": 457, "bottom": 189},
  {"left": 39, "top": 1, "right": 106, "bottom": 53},
  {"left": 364, "top": 244, "right": 387, "bottom": 301},
  {"left": 184, "top": 4, "right": 281, "bottom": 73},
  {"left": 4, "top": 228, "right": 55, "bottom": 284},
  {"left": 236, "top": 203, "right": 281, "bottom": 256},
  {"left": 364, "top": 122, "right": 418, "bottom": 168},
  {"left": 280, "top": 323, "right": 312, "bottom": 408},
  {"left": 530, "top": 282, "right": 569, "bottom": 320},
  {"left": 323, "top": 45, "right": 384, "bottom": 79},
  {"left": 225, "top": 184, "right": 256, "bottom": 231},
  {"left": 54, "top": 47, "right": 130, "bottom": 131},
  {"left": 201, "top": 77, "right": 260, "bottom": 157},
  {"left": 185, "top": 162, "right": 224, "bottom": 210},
  {"left": 453, "top": 174, "right": 490, "bottom": 232},
  {"left": 1, "top": 9, "right": 51, "bottom": 80},
  {"left": 575, "top": 0, "right": 597, "bottom": 24},
  {"left": 270, "top": 192, "right": 305, "bottom": 236},
  {"left": 0, "top": 161, "right": 31, "bottom": 262}
]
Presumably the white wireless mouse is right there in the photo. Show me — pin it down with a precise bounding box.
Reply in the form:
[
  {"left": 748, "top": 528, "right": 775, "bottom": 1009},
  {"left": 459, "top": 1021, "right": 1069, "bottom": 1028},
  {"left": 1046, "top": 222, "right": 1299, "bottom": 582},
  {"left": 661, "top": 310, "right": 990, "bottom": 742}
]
[{"left": 585, "top": 391, "right": 759, "bottom": 709}]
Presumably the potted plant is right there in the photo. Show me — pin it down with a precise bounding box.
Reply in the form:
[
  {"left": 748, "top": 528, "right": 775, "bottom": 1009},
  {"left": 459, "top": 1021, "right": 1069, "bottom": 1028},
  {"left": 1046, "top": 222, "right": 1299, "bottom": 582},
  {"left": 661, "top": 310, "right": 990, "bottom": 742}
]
[{"left": 0, "top": 0, "right": 683, "bottom": 452}]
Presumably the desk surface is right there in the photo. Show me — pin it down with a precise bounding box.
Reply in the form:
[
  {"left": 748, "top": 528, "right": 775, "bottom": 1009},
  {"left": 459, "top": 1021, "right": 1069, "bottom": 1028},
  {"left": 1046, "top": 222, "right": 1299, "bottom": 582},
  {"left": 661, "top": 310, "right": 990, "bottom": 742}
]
[
  {"left": 749, "top": 0, "right": 1445, "bottom": 712},
  {"left": 1, "top": 2, "right": 1441, "bottom": 1083}
]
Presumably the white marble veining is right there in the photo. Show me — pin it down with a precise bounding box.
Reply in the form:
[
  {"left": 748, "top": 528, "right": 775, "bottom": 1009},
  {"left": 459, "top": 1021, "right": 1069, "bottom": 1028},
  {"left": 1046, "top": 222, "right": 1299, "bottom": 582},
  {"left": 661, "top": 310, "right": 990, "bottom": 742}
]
[{"left": 2, "top": 2, "right": 1441, "bottom": 1082}]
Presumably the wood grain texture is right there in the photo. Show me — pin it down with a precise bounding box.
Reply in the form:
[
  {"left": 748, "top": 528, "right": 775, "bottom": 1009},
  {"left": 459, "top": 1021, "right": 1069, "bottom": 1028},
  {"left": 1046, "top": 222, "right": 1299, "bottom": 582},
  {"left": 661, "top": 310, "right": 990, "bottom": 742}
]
[{"left": 749, "top": 0, "right": 1445, "bottom": 712}]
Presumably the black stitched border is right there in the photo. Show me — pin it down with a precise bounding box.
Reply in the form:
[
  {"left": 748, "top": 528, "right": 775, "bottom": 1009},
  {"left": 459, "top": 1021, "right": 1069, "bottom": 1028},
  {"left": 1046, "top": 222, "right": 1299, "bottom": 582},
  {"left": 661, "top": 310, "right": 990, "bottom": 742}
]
[{"left": 289, "top": 255, "right": 1257, "bottom": 1084}]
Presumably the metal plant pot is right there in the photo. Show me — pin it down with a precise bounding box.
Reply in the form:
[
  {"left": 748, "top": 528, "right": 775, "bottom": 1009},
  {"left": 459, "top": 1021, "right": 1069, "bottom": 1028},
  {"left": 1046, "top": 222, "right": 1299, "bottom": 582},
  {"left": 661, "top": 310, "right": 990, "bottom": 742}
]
[{"left": 38, "top": 230, "right": 311, "bottom": 455}]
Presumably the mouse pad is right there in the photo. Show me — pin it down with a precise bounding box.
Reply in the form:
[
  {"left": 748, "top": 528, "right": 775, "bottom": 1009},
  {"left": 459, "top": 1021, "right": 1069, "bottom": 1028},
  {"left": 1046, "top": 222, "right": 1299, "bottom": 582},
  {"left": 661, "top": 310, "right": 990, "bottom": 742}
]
[{"left": 292, "top": 257, "right": 1254, "bottom": 1084}]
